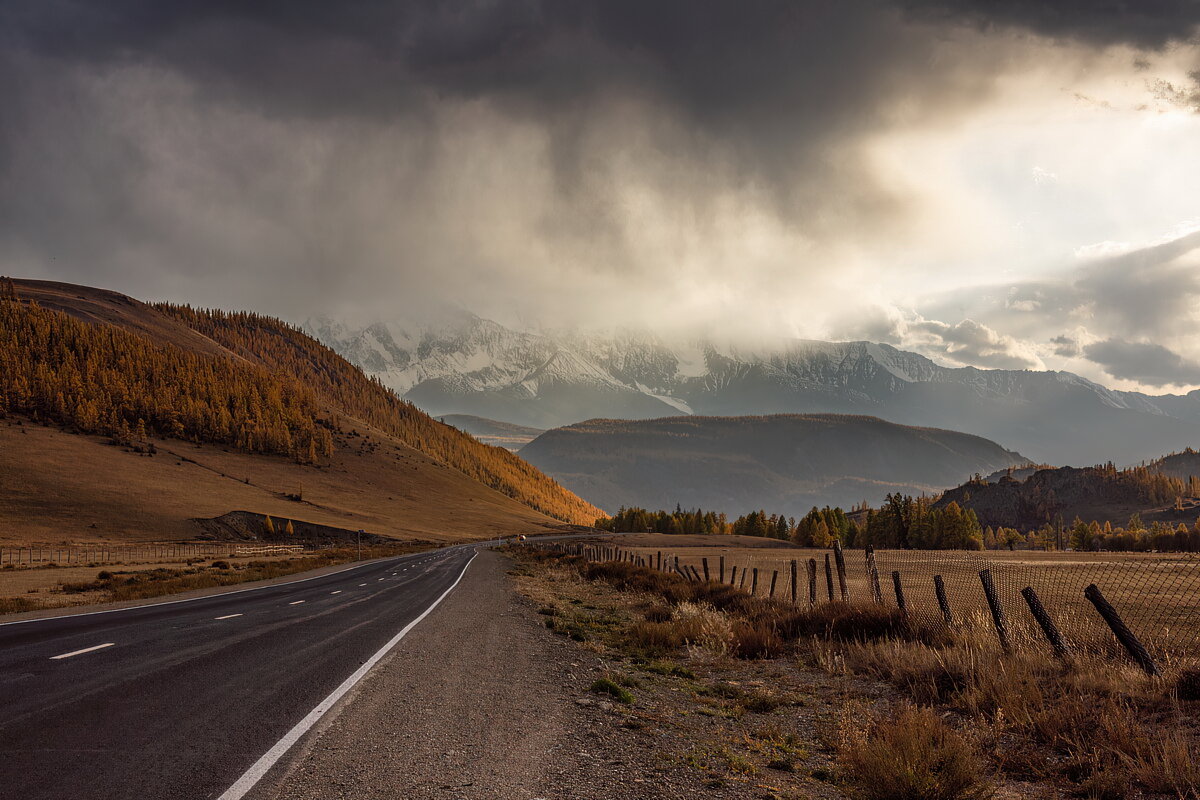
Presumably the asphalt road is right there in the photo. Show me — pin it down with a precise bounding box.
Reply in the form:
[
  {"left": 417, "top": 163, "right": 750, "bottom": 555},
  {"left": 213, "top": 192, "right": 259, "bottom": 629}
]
[{"left": 0, "top": 545, "right": 479, "bottom": 800}]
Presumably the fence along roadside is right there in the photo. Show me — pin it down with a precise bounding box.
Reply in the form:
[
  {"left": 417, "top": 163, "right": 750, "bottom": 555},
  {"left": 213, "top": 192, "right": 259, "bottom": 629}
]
[{"left": 524, "top": 540, "right": 1199, "bottom": 672}]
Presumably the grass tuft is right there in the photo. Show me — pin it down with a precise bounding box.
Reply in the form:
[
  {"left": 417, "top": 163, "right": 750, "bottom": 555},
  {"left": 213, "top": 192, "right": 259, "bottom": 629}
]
[{"left": 590, "top": 676, "right": 634, "bottom": 704}]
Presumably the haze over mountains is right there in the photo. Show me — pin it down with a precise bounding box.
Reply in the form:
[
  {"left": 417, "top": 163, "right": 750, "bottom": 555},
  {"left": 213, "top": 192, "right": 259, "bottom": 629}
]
[{"left": 309, "top": 313, "right": 1200, "bottom": 467}]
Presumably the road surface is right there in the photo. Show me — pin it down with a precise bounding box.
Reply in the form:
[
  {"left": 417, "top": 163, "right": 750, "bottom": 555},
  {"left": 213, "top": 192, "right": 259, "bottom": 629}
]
[{"left": 0, "top": 545, "right": 477, "bottom": 800}]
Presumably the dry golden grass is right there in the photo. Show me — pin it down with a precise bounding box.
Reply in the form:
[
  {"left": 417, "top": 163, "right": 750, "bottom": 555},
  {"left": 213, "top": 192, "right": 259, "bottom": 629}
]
[
  {"left": 616, "top": 538, "right": 1200, "bottom": 658},
  {"left": 531, "top": 547, "right": 1200, "bottom": 798},
  {"left": 0, "top": 416, "right": 569, "bottom": 547},
  {"left": 838, "top": 704, "right": 994, "bottom": 800}
]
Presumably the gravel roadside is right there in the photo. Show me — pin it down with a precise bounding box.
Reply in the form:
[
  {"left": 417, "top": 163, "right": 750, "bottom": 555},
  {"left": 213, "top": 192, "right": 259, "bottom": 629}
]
[{"left": 251, "top": 549, "right": 735, "bottom": 800}]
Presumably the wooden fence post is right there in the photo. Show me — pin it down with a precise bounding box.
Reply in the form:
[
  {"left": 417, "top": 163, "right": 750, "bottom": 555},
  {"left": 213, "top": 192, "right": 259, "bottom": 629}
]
[
  {"left": 891, "top": 570, "right": 906, "bottom": 615},
  {"left": 832, "top": 541, "right": 849, "bottom": 601},
  {"left": 865, "top": 545, "right": 883, "bottom": 604},
  {"left": 739, "top": 568, "right": 748, "bottom": 590},
  {"left": 807, "top": 558, "right": 817, "bottom": 604},
  {"left": 702, "top": 557, "right": 710, "bottom": 582},
  {"left": 824, "top": 554, "right": 835, "bottom": 601},
  {"left": 1021, "top": 586, "right": 1071, "bottom": 659},
  {"left": 978, "top": 568, "right": 1010, "bottom": 651},
  {"left": 770, "top": 570, "right": 778, "bottom": 599},
  {"left": 751, "top": 568, "right": 759, "bottom": 596},
  {"left": 656, "top": 551, "right": 662, "bottom": 571},
  {"left": 730, "top": 565, "right": 738, "bottom": 586},
  {"left": 790, "top": 560, "right": 798, "bottom": 605},
  {"left": 934, "top": 574, "right": 954, "bottom": 627},
  {"left": 1084, "top": 583, "right": 1159, "bottom": 676}
]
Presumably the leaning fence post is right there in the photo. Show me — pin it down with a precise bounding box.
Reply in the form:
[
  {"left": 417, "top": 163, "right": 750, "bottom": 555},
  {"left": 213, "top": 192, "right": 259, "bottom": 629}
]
[
  {"left": 824, "top": 554, "right": 835, "bottom": 601},
  {"left": 730, "top": 565, "right": 738, "bottom": 586},
  {"left": 740, "top": 568, "right": 748, "bottom": 590},
  {"left": 702, "top": 557, "right": 710, "bottom": 582},
  {"left": 865, "top": 545, "right": 883, "bottom": 604},
  {"left": 933, "top": 575, "right": 954, "bottom": 626},
  {"left": 751, "top": 567, "right": 759, "bottom": 596},
  {"left": 770, "top": 570, "right": 778, "bottom": 599},
  {"left": 832, "top": 540, "right": 849, "bottom": 601},
  {"left": 719, "top": 555, "right": 725, "bottom": 583},
  {"left": 1021, "top": 586, "right": 1071, "bottom": 659},
  {"left": 1084, "top": 583, "right": 1159, "bottom": 676},
  {"left": 978, "top": 568, "right": 1010, "bottom": 651},
  {"left": 807, "top": 558, "right": 817, "bottom": 604},
  {"left": 891, "top": 571, "right": 906, "bottom": 615},
  {"left": 790, "top": 560, "right": 798, "bottom": 605}
]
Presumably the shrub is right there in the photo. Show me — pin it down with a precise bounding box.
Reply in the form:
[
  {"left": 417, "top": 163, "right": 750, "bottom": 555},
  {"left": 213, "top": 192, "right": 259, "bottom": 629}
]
[
  {"left": 590, "top": 677, "right": 634, "bottom": 704},
  {"left": 730, "top": 620, "right": 785, "bottom": 659},
  {"left": 840, "top": 704, "right": 994, "bottom": 800}
]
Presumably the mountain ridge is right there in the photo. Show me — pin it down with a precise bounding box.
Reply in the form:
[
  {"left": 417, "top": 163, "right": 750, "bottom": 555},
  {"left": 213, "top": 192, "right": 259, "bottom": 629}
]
[
  {"left": 519, "top": 413, "right": 1030, "bottom": 518},
  {"left": 309, "top": 312, "right": 1200, "bottom": 465}
]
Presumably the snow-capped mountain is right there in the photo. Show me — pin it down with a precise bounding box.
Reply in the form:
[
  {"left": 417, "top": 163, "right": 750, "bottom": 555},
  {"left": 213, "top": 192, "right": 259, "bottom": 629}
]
[{"left": 305, "top": 312, "right": 1200, "bottom": 466}]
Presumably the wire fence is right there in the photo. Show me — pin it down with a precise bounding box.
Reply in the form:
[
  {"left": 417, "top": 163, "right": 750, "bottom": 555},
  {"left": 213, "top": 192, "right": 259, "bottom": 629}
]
[
  {"left": 534, "top": 540, "right": 1200, "bottom": 670},
  {"left": 0, "top": 542, "right": 311, "bottom": 567}
]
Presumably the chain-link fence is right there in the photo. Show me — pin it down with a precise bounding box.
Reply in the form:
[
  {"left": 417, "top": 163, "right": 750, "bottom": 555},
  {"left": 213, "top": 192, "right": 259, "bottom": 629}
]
[{"left": 586, "top": 542, "right": 1200, "bottom": 666}]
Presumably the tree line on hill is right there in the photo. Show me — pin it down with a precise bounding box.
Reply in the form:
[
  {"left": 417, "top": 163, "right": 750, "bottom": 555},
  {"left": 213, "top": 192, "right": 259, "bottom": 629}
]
[
  {"left": 596, "top": 498, "right": 985, "bottom": 549},
  {"left": 597, "top": 493, "right": 1200, "bottom": 552},
  {"left": 0, "top": 284, "right": 601, "bottom": 524}
]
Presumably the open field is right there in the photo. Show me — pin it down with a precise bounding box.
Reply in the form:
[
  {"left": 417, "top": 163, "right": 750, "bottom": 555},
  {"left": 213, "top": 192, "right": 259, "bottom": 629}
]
[
  {"left": 513, "top": 546, "right": 1200, "bottom": 798},
  {"left": 0, "top": 415, "right": 571, "bottom": 547},
  {"left": 599, "top": 536, "right": 1200, "bottom": 661}
]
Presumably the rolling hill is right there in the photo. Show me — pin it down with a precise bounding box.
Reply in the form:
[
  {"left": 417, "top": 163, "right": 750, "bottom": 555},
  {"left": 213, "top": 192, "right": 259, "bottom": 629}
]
[
  {"left": 309, "top": 312, "right": 1200, "bottom": 467},
  {"left": 518, "top": 414, "right": 1029, "bottom": 518},
  {"left": 0, "top": 278, "right": 601, "bottom": 544}
]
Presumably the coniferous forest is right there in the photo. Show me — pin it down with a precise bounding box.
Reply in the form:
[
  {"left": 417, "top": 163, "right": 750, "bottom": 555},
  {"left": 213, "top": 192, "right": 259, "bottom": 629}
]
[{"left": 0, "top": 280, "right": 602, "bottom": 525}]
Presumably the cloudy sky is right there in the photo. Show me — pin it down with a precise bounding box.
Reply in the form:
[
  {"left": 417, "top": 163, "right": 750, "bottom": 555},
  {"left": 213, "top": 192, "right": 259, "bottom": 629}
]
[{"left": 2, "top": 1, "right": 1200, "bottom": 393}]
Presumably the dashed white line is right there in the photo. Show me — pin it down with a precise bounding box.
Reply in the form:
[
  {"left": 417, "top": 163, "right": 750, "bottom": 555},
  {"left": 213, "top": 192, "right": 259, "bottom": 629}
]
[
  {"left": 216, "top": 553, "right": 477, "bottom": 800},
  {"left": 215, "top": 614, "right": 243, "bottom": 620},
  {"left": 358, "top": 583, "right": 367, "bottom": 587},
  {"left": 50, "top": 643, "right": 115, "bottom": 660},
  {"left": 330, "top": 590, "right": 342, "bottom": 595},
  {"left": 288, "top": 601, "right": 305, "bottom": 605}
]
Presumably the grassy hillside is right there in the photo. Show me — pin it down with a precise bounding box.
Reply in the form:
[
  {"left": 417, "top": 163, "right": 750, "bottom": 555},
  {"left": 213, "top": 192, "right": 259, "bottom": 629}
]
[
  {"left": 0, "top": 278, "right": 602, "bottom": 530},
  {"left": 520, "top": 414, "right": 1028, "bottom": 517}
]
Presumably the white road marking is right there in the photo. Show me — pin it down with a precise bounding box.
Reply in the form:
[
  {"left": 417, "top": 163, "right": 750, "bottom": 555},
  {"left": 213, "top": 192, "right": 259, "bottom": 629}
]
[
  {"left": 50, "top": 643, "right": 115, "bottom": 660},
  {"left": 215, "top": 614, "right": 243, "bottom": 620},
  {"left": 330, "top": 591, "right": 342, "bottom": 595},
  {"left": 217, "top": 552, "right": 478, "bottom": 800},
  {"left": 377, "top": 578, "right": 385, "bottom": 582},
  {"left": 358, "top": 583, "right": 367, "bottom": 587},
  {"left": 0, "top": 552, "right": 431, "bottom": 628},
  {"left": 288, "top": 601, "right": 305, "bottom": 605}
]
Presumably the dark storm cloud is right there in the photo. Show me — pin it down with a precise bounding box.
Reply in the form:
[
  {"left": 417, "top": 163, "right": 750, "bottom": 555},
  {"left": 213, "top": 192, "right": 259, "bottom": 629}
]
[
  {"left": 903, "top": 0, "right": 1200, "bottom": 49},
  {"left": 2, "top": 0, "right": 1198, "bottom": 328},
  {"left": 1084, "top": 339, "right": 1200, "bottom": 387}
]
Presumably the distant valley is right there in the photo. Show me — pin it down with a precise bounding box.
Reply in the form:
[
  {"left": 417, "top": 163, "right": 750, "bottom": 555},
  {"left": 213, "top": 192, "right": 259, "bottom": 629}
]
[{"left": 309, "top": 313, "right": 1200, "bottom": 467}]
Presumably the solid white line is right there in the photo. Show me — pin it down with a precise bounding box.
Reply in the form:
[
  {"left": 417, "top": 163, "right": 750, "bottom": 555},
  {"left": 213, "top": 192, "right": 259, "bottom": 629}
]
[
  {"left": 215, "top": 614, "right": 243, "bottom": 620},
  {"left": 288, "top": 601, "right": 305, "bottom": 605},
  {"left": 50, "top": 642, "right": 115, "bottom": 660},
  {"left": 216, "top": 551, "right": 477, "bottom": 800}
]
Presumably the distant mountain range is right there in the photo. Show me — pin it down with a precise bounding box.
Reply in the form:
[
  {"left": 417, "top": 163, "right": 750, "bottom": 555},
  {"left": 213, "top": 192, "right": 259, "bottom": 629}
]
[
  {"left": 307, "top": 313, "right": 1200, "bottom": 466},
  {"left": 519, "top": 414, "right": 1030, "bottom": 517}
]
